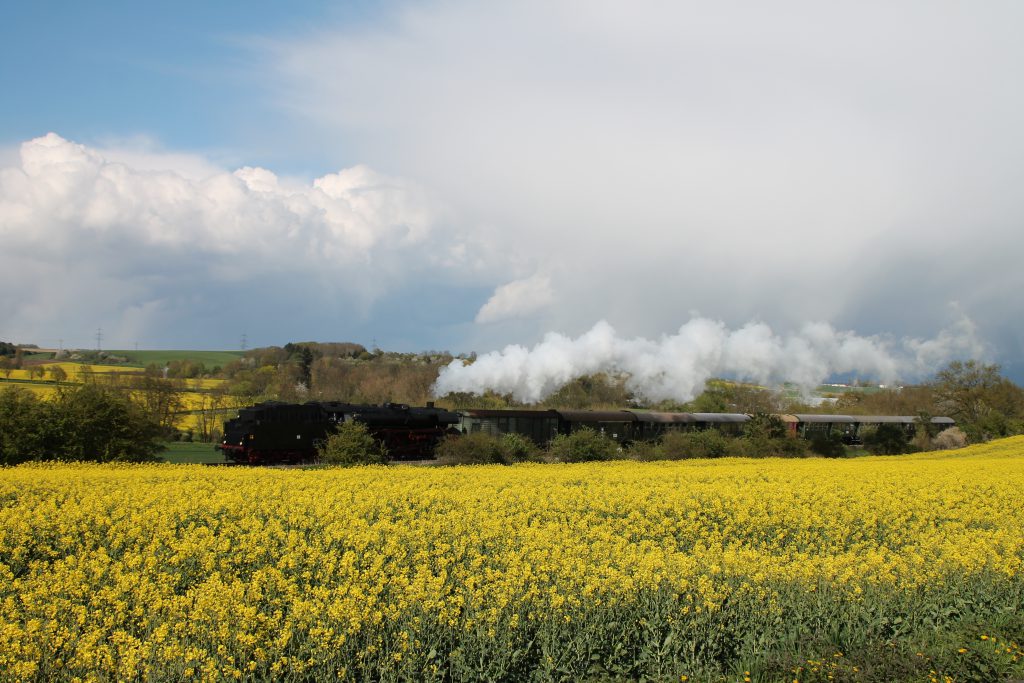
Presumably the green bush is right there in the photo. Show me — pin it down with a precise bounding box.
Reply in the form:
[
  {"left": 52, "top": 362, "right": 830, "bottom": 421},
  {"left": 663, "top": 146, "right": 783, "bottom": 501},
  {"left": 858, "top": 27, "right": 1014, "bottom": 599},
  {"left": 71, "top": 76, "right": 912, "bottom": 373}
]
[
  {"left": 0, "top": 385, "right": 164, "bottom": 463},
  {"left": 500, "top": 432, "right": 538, "bottom": 462},
  {"left": 624, "top": 440, "right": 662, "bottom": 461},
  {"left": 863, "top": 423, "right": 914, "bottom": 455},
  {"left": 743, "top": 413, "right": 788, "bottom": 440},
  {"left": 657, "top": 429, "right": 731, "bottom": 459},
  {"left": 808, "top": 432, "right": 847, "bottom": 457},
  {"left": 545, "top": 428, "right": 619, "bottom": 463},
  {"left": 0, "top": 388, "right": 50, "bottom": 463},
  {"left": 317, "top": 420, "right": 387, "bottom": 466},
  {"left": 435, "top": 431, "right": 509, "bottom": 465}
]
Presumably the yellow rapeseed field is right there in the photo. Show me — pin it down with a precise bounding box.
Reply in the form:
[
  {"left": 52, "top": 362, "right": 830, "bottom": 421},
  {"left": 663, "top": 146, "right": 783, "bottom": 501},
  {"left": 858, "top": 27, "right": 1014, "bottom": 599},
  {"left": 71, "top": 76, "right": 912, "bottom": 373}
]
[{"left": 1, "top": 439, "right": 1022, "bottom": 682}]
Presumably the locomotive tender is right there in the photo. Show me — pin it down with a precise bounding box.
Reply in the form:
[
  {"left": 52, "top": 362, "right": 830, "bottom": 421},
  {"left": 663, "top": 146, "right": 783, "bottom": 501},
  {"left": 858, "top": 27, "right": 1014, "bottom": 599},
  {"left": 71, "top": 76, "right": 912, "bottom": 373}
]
[{"left": 218, "top": 401, "right": 954, "bottom": 464}]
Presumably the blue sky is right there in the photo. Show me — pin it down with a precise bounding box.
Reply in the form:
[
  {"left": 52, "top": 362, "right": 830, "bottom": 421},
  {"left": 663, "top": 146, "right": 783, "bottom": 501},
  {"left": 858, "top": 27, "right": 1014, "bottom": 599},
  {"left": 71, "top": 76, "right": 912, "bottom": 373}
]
[
  {"left": 2, "top": 2, "right": 347, "bottom": 170},
  {"left": 2, "top": 1, "right": 1023, "bottom": 397}
]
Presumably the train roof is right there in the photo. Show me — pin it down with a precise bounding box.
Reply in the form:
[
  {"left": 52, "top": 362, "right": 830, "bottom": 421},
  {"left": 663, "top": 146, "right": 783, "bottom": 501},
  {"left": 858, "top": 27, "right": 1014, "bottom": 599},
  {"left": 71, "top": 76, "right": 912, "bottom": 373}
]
[
  {"left": 554, "top": 409, "right": 638, "bottom": 422},
  {"left": 793, "top": 414, "right": 955, "bottom": 425},
  {"left": 793, "top": 414, "right": 857, "bottom": 423},
  {"left": 459, "top": 408, "right": 558, "bottom": 418},
  {"left": 853, "top": 415, "right": 955, "bottom": 424},
  {"left": 627, "top": 411, "right": 698, "bottom": 424},
  {"left": 690, "top": 413, "right": 750, "bottom": 423}
]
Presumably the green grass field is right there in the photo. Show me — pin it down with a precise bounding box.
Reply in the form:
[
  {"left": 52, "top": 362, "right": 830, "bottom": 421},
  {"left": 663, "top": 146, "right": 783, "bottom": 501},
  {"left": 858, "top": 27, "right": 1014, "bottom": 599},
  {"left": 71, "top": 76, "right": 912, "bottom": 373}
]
[
  {"left": 159, "top": 441, "right": 226, "bottom": 464},
  {"left": 106, "top": 350, "right": 245, "bottom": 368}
]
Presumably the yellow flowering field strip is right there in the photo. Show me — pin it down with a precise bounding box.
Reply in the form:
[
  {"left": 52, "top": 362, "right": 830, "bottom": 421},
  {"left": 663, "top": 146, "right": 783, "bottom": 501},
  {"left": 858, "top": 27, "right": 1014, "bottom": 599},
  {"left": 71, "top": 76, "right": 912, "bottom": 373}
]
[{"left": 1, "top": 439, "right": 1023, "bottom": 681}]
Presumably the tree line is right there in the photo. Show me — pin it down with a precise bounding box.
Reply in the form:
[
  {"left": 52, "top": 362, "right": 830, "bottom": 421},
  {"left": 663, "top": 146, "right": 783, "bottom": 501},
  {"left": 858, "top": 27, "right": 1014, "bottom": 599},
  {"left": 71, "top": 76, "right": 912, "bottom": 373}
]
[{"left": 2, "top": 331, "right": 1023, "bottom": 463}]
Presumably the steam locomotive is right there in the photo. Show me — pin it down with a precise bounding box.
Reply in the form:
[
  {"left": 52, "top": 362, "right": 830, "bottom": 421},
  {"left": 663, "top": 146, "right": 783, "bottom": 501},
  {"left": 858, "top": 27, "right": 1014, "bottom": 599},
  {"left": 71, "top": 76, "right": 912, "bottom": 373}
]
[
  {"left": 217, "top": 401, "right": 460, "bottom": 464},
  {"left": 217, "top": 400, "right": 954, "bottom": 464}
]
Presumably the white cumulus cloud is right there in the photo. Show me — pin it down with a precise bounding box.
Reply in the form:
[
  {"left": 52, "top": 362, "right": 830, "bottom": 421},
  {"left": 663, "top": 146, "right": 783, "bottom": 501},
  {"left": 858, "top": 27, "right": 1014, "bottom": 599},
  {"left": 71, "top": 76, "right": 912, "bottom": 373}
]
[
  {"left": 0, "top": 133, "right": 483, "bottom": 348},
  {"left": 475, "top": 274, "right": 554, "bottom": 323}
]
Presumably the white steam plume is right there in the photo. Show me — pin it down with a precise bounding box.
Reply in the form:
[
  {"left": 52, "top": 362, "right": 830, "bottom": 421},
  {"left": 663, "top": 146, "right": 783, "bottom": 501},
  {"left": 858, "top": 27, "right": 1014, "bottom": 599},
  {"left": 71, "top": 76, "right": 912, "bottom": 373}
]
[{"left": 433, "top": 317, "right": 987, "bottom": 403}]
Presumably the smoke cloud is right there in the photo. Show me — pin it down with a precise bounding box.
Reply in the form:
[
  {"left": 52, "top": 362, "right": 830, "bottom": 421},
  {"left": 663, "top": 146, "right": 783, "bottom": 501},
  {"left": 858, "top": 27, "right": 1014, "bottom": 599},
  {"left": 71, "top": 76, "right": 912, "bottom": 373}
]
[{"left": 432, "top": 316, "right": 986, "bottom": 403}]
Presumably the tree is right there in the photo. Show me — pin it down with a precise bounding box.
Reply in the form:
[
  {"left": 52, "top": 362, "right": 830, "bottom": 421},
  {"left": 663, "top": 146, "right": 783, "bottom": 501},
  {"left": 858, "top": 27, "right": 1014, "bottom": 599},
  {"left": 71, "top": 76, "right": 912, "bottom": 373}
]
[
  {"left": 743, "top": 413, "right": 787, "bottom": 440},
  {"left": 687, "top": 382, "right": 731, "bottom": 413},
  {"left": 0, "top": 388, "right": 51, "bottom": 463},
  {"left": 127, "top": 373, "right": 185, "bottom": 435},
  {"left": 740, "top": 413, "right": 808, "bottom": 457},
  {"left": 808, "top": 432, "right": 846, "bottom": 457},
  {"left": 51, "top": 384, "right": 165, "bottom": 461},
  {"left": 48, "top": 365, "right": 68, "bottom": 383},
  {"left": 932, "top": 361, "right": 1024, "bottom": 441},
  {"left": 317, "top": 420, "right": 387, "bottom": 466},
  {"left": 193, "top": 389, "right": 238, "bottom": 443},
  {"left": 0, "top": 384, "right": 163, "bottom": 463},
  {"left": 862, "top": 423, "right": 912, "bottom": 455}
]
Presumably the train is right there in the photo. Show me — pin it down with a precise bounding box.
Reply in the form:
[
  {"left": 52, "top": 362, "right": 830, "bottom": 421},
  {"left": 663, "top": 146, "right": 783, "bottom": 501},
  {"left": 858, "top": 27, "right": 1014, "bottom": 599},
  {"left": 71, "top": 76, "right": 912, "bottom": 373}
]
[
  {"left": 217, "top": 401, "right": 461, "bottom": 464},
  {"left": 217, "top": 400, "right": 955, "bottom": 464}
]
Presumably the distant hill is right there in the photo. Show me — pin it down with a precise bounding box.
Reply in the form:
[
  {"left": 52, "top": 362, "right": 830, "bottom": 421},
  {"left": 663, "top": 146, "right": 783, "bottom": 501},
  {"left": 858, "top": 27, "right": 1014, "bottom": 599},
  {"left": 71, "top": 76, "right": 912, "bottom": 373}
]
[{"left": 104, "top": 350, "right": 245, "bottom": 368}]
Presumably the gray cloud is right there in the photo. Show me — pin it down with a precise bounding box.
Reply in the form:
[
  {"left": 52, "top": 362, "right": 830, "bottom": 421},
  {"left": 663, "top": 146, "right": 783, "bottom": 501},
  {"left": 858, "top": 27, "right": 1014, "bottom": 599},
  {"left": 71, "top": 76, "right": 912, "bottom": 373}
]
[{"left": 269, "top": 0, "right": 1024, "bottom": 374}]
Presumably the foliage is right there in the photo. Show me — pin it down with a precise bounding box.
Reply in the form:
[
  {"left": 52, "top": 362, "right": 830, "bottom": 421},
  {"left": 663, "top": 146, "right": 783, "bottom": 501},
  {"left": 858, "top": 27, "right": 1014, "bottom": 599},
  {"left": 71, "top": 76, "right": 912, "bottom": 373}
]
[
  {"left": 1, "top": 438, "right": 1023, "bottom": 681},
  {"left": 932, "top": 426, "right": 968, "bottom": 450},
  {"left": 863, "top": 423, "right": 915, "bottom": 455},
  {"left": 499, "top": 432, "right": 537, "bottom": 462},
  {"left": 0, "top": 384, "right": 164, "bottom": 463},
  {"left": 316, "top": 420, "right": 387, "bottom": 466},
  {"left": 433, "top": 431, "right": 535, "bottom": 465},
  {"left": 658, "top": 429, "right": 732, "bottom": 459},
  {"left": 544, "top": 373, "right": 633, "bottom": 409},
  {"left": 835, "top": 383, "right": 938, "bottom": 417},
  {"left": 0, "top": 388, "right": 50, "bottom": 463},
  {"left": 808, "top": 432, "right": 848, "bottom": 457},
  {"left": 0, "top": 340, "right": 17, "bottom": 357},
  {"left": 124, "top": 372, "right": 186, "bottom": 435},
  {"left": 743, "top": 412, "right": 788, "bottom": 439},
  {"left": 51, "top": 384, "right": 165, "bottom": 462},
  {"left": 624, "top": 439, "right": 663, "bottom": 461},
  {"left": 436, "top": 432, "right": 500, "bottom": 465},
  {"left": 545, "top": 427, "right": 619, "bottom": 462},
  {"left": 932, "top": 360, "right": 1024, "bottom": 442}
]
